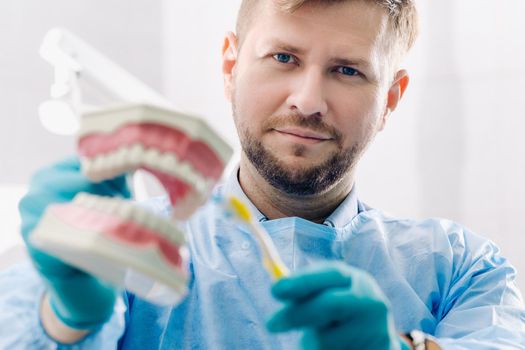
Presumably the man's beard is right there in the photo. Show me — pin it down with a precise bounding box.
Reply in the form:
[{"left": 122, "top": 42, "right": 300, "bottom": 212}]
[{"left": 237, "top": 111, "right": 360, "bottom": 196}]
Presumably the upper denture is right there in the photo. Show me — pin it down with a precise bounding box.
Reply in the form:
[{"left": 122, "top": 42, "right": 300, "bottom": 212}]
[
  {"left": 77, "top": 104, "right": 234, "bottom": 219},
  {"left": 78, "top": 123, "right": 224, "bottom": 180},
  {"left": 50, "top": 202, "right": 185, "bottom": 270}
]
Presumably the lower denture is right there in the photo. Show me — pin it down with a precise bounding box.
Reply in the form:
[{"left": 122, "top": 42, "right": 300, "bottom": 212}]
[{"left": 49, "top": 204, "right": 185, "bottom": 270}]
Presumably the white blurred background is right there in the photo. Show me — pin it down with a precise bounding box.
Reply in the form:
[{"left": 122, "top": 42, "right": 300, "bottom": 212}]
[{"left": 0, "top": 1, "right": 524, "bottom": 292}]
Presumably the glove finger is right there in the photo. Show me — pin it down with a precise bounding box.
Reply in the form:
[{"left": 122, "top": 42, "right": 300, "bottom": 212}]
[
  {"left": 47, "top": 273, "right": 119, "bottom": 329},
  {"left": 271, "top": 262, "right": 353, "bottom": 301},
  {"left": 268, "top": 286, "right": 391, "bottom": 331},
  {"left": 268, "top": 288, "right": 356, "bottom": 331},
  {"left": 30, "top": 165, "right": 130, "bottom": 199}
]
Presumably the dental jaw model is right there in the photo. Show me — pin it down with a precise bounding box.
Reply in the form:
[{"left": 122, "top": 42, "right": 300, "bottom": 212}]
[
  {"left": 30, "top": 28, "right": 233, "bottom": 305},
  {"left": 32, "top": 193, "right": 190, "bottom": 304},
  {"left": 78, "top": 104, "right": 231, "bottom": 220}
]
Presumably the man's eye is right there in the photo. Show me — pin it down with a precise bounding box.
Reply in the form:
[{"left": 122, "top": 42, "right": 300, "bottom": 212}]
[
  {"left": 273, "top": 53, "right": 296, "bottom": 64},
  {"left": 335, "top": 66, "right": 359, "bottom": 76}
]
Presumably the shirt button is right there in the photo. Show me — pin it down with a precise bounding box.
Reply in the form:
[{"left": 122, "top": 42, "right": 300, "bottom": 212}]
[{"left": 241, "top": 242, "right": 251, "bottom": 250}]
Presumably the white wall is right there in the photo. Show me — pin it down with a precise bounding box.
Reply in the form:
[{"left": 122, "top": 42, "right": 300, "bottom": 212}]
[
  {"left": 0, "top": 186, "right": 25, "bottom": 255},
  {"left": 360, "top": 1, "right": 525, "bottom": 291},
  {"left": 0, "top": 0, "right": 164, "bottom": 184},
  {"left": 161, "top": 0, "right": 242, "bottom": 152}
]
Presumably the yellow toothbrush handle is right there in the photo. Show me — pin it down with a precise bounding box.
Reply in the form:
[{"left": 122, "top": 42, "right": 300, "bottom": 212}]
[
  {"left": 263, "top": 258, "right": 289, "bottom": 280},
  {"left": 226, "top": 195, "right": 289, "bottom": 280}
]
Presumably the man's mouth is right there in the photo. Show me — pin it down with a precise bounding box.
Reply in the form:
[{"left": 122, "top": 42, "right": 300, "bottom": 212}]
[{"left": 273, "top": 127, "right": 333, "bottom": 142}]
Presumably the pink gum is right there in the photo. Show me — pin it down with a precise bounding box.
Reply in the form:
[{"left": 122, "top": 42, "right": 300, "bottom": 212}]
[
  {"left": 50, "top": 204, "right": 184, "bottom": 270},
  {"left": 78, "top": 123, "right": 224, "bottom": 180},
  {"left": 142, "top": 166, "right": 192, "bottom": 207}
]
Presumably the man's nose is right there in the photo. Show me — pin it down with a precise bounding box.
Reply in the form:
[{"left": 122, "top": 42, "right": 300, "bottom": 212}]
[{"left": 286, "top": 68, "right": 328, "bottom": 117}]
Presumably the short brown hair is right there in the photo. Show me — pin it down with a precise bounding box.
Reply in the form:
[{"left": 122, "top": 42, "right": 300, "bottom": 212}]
[{"left": 236, "top": 0, "right": 418, "bottom": 67}]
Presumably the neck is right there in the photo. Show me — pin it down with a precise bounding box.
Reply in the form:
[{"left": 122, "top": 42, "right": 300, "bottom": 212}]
[{"left": 238, "top": 157, "right": 354, "bottom": 223}]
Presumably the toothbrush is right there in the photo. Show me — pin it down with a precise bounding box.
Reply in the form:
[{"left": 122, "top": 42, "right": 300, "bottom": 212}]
[{"left": 214, "top": 194, "right": 289, "bottom": 280}]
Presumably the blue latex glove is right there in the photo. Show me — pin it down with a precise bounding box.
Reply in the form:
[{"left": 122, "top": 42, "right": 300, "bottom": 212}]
[
  {"left": 18, "top": 156, "right": 131, "bottom": 330},
  {"left": 267, "top": 262, "right": 411, "bottom": 350}
]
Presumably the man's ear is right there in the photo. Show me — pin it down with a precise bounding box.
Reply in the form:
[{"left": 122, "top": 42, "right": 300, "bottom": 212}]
[
  {"left": 379, "top": 69, "right": 409, "bottom": 131},
  {"left": 222, "top": 31, "right": 238, "bottom": 102}
]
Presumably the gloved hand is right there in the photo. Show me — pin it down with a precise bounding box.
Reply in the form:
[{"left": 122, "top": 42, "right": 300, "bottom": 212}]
[
  {"left": 266, "top": 262, "right": 411, "bottom": 350},
  {"left": 19, "top": 156, "right": 131, "bottom": 330}
]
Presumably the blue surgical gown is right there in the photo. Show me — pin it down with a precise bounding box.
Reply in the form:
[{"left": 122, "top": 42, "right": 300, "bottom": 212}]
[{"left": 1, "top": 169, "right": 524, "bottom": 349}]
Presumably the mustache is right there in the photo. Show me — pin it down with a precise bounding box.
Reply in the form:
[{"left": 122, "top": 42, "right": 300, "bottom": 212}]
[{"left": 262, "top": 112, "right": 343, "bottom": 142}]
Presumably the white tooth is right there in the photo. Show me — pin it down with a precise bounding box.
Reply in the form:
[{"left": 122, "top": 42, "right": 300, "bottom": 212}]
[
  {"left": 90, "top": 195, "right": 102, "bottom": 209},
  {"left": 205, "top": 182, "right": 215, "bottom": 197},
  {"left": 105, "top": 199, "right": 117, "bottom": 212},
  {"left": 193, "top": 177, "right": 206, "bottom": 195},
  {"left": 141, "top": 151, "right": 152, "bottom": 168},
  {"left": 167, "top": 221, "right": 178, "bottom": 239},
  {"left": 117, "top": 202, "right": 133, "bottom": 220},
  {"left": 109, "top": 147, "right": 124, "bottom": 174},
  {"left": 112, "top": 151, "right": 126, "bottom": 176},
  {"left": 74, "top": 192, "right": 89, "bottom": 205},
  {"left": 113, "top": 148, "right": 129, "bottom": 175},
  {"left": 99, "top": 154, "right": 114, "bottom": 179},
  {"left": 198, "top": 172, "right": 211, "bottom": 195},
  {"left": 161, "top": 220, "right": 177, "bottom": 244},
  {"left": 94, "top": 197, "right": 109, "bottom": 211},
  {"left": 184, "top": 172, "right": 198, "bottom": 189},
  {"left": 109, "top": 200, "right": 121, "bottom": 215},
  {"left": 165, "top": 222, "right": 180, "bottom": 243},
  {"left": 133, "top": 207, "right": 149, "bottom": 228},
  {"left": 115, "top": 146, "right": 128, "bottom": 168},
  {"left": 128, "top": 144, "right": 144, "bottom": 168},
  {"left": 101, "top": 153, "right": 112, "bottom": 172},
  {"left": 153, "top": 149, "right": 163, "bottom": 165},
  {"left": 177, "top": 161, "right": 193, "bottom": 183},
  {"left": 145, "top": 148, "right": 162, "bottom": 168},
  {"left": 206, "top": 178, "right": 215, "bottom": 192},
  {"left": 106, "top": 198, "right": 120, "bottom": 214},
  {"left": 171, "top": 223, "right": 185, "bottom": 245},
  {"left": 192, "top": 170, "right": 205, "bottom": 190},
  {"left": 160, "top": 152, "right": 178, "bottom": 174},
  {"left": 157, "top": 218, "right": 170, "bottom": 238},
  {"left": 145, "top": 211, "right": 160, "bottom": 233},
  {"left": 94, "top": 198, "right": 107, "bottom": 212},
  {"left": 81, "top": 158, "right": 93, "bottom": 176},
  {"left": 91, "top": 154, "right": 107, "bottom": 177},
  {"left": 87, "top": 197, "right": 99, "bottom": 210},
  {"left": 79, "top": 193, "right": 96, "bottom": 209},
  {"left": 108, "top": 150, "right": 121, "bottom": 172}
]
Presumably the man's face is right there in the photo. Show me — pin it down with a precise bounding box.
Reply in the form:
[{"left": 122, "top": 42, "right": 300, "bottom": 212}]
[{"left": 224, "top": 1, "right": 404, "bottom": 195}]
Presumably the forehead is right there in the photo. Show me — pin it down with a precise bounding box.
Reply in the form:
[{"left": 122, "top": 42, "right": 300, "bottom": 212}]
[{"left": 243, "top": 1, "right": 389, "bottom": 55}]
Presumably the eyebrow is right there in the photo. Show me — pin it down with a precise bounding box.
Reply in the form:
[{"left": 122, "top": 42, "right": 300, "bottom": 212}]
[
  {"left": 329, "top": 57, "right": 372, "bottom": 71},
  {"left": 265, "top": 39, "right": 373, "bottom": 70},
  {"left": 267, "top": 39, "right": 306, "bottom": 55}
]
